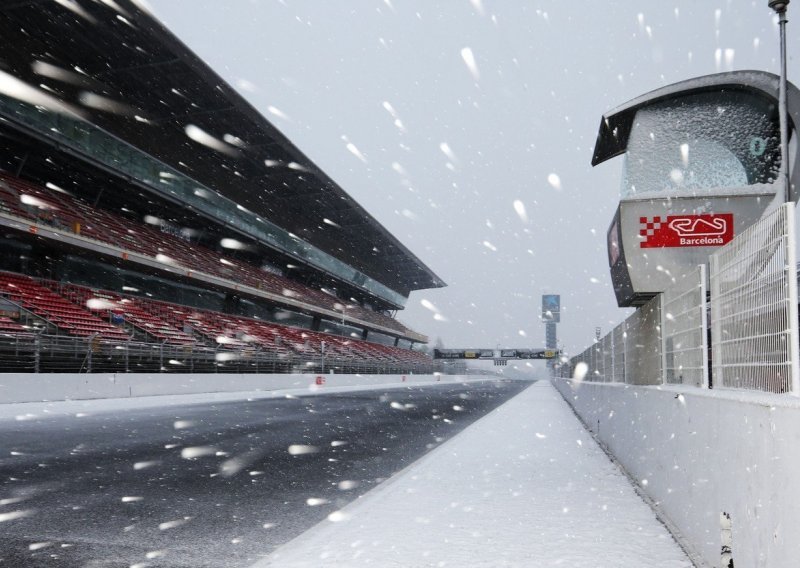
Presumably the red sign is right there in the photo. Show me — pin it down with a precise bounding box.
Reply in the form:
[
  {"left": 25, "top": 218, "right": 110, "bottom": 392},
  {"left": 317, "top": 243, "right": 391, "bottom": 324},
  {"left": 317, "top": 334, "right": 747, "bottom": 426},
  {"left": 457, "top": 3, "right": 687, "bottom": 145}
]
[{"left": 640, "top": 213, "right": 733, "bottom": 248}]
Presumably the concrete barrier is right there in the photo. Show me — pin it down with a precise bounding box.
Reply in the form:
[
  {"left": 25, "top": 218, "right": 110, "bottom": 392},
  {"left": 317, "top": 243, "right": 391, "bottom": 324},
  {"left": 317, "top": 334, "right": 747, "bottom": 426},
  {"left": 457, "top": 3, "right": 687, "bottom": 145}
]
[
  {"left": 0, "top": 372, "right": 465, "bottom": 404},
  {"left": 552, "top": 378, "right": 800, "bottom": 568}
]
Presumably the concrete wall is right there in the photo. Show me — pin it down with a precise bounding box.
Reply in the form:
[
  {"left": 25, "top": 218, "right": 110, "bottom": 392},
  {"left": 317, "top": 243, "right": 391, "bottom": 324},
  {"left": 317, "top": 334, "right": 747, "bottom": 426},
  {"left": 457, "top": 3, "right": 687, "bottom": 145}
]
[
  {"left": 0, "top": 372, "right": 466, "bottom": 404},
  {"left": 552, "top": 378, "right": 800, "bottom": 568}
]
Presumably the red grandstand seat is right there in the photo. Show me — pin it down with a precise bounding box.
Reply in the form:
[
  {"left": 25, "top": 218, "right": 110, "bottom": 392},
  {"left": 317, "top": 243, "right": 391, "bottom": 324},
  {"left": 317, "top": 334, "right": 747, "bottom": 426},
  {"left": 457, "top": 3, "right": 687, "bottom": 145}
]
[
  {"left": 59, "top": 284, "right": 197, "bottom": 345},
  {"left": 0, "top": 172, "right": 421, "bottom": 342},
  {"left": 0, "top": 272, "right": 130, "bottom": 340}
]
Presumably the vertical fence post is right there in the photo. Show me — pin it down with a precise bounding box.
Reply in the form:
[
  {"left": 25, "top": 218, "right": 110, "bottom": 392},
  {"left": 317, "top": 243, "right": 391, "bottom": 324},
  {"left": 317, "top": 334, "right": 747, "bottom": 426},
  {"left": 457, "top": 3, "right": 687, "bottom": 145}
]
[
  {"left": 785, "top": 205, "right": 800, "bottom": 395},
  {"left": 710, "top": 253, "right": 721, "bottom": 389},
  {"left": 599, "top": 337, "right": 605, "bottom": 382},
  {"left": 659, "top": 293, "right": 668, "bottom": 385},
  {"left": 621, "top": 327, "right": 627, "bottom": 384},
  {"left": 699, "top": 264, "right": 710, "bottom": 389},
  {"left": 610, "top": 326, "right": 615, "bottom": 382}
]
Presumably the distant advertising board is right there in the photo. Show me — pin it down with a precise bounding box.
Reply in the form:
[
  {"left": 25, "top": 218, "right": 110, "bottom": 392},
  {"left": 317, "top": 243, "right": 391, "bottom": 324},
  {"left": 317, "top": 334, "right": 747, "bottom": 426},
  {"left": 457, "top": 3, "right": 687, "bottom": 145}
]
[
  {"left": 433, "top": 350, "right": 464, "bottom": 359},
  {"left": 517, "top": 349, "right": 558, "bottom": 360},
  {"left": 433, "top": 349, "right": 558, "bottom": 360},
  {"left": 639, "top": 213, "right": 734, "bottom": 248},
  {"left": 541, "top": 294, "right": 560, "bottom": 323}
]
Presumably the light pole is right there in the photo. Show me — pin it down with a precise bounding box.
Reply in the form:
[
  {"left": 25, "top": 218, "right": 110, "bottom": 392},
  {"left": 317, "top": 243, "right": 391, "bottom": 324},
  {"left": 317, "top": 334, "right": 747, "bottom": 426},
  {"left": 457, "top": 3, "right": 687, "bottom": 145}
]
[{"left": 769, "top": 0, "right": 792, "bottom": 203}]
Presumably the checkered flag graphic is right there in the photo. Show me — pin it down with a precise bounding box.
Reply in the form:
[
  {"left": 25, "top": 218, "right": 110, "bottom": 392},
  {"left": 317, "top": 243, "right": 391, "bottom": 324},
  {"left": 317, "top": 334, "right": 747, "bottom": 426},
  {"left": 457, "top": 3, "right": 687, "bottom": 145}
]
[{"left": 640, "top": 216, "right": 662, "bottom": 238}]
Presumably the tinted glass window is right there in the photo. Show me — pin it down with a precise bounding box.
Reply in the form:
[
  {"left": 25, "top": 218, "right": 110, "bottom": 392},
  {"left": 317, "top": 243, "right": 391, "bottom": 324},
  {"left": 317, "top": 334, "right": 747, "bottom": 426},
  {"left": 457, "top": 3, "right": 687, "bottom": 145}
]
[{"left": 621, "top": 91, "right": 782, "bottom": 197}]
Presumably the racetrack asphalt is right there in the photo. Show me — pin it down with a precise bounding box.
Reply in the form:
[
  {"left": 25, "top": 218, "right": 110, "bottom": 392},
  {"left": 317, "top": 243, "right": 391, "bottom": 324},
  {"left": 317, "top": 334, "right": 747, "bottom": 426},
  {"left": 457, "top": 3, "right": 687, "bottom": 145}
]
[{"left": 0, "top": 379, "right": 530, "bottom": 567}]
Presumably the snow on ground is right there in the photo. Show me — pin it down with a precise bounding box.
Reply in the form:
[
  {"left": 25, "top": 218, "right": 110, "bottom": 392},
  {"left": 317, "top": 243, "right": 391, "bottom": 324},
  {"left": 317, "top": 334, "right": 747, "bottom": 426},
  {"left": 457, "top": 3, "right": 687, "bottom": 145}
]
[{"left": 258, "top": 381, "right": 692, "bottom": 568}]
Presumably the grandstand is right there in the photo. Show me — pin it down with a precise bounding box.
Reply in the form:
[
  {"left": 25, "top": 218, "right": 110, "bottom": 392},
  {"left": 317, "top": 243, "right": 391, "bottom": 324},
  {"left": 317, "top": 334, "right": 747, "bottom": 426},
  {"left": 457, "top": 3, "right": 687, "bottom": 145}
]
[{"left": 0, "top": 1, "right": 444, "bottom": 374}]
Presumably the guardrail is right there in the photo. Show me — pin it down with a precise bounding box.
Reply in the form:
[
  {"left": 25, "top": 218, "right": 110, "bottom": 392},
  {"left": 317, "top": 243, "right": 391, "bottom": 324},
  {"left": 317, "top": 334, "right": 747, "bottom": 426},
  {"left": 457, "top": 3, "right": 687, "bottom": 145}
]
[
  {"left": 559, "top": 203, "right": 799, "bottom": 395},
  {"left": 0, "top": 333, "right": 437, "bottom": 376}
]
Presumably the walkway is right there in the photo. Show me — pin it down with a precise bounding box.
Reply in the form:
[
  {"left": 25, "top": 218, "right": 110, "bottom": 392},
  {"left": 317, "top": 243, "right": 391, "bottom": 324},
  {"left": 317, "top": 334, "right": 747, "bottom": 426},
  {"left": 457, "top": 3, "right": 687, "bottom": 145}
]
[{"left": 260, "top": 381, "right": 692, "bottom": 567}]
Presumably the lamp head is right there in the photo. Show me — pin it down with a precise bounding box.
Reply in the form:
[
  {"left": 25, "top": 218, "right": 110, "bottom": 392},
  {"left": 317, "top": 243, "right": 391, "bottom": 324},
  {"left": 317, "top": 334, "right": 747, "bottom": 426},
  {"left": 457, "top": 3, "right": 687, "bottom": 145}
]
[{"left": 769, "top": 0, "right": 790, "bottom": 13}]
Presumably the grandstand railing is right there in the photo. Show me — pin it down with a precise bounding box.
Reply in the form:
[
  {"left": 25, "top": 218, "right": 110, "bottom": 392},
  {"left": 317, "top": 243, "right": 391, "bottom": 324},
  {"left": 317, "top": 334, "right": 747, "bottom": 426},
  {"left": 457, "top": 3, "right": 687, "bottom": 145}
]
[
  {"left": 0, "top": 333, "right": 436, "bottom": 375},
  {"left": 558, "top": 203, "right": 800, "bottom": 395}
]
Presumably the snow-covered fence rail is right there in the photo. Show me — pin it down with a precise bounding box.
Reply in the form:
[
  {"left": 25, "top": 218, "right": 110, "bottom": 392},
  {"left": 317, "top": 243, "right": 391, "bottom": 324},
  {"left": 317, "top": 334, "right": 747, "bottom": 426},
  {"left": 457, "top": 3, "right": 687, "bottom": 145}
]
[{"left": 710, "top": 203, "right": 799, "bottom": 394}]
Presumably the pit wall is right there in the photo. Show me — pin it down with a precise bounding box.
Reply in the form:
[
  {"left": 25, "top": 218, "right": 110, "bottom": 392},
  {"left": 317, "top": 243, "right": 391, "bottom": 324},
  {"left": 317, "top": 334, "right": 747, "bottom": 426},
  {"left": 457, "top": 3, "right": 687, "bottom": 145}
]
[
  {"left": 0, "top": 372, "right": 472, "bottom": 404},
  {"left": 552, "top": 378, "right": 800, "bottom": 568}
]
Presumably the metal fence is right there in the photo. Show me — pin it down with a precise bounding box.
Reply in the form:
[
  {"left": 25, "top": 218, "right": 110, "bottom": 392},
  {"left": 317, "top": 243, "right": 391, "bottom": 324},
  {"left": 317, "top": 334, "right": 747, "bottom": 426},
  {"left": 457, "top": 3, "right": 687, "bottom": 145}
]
[
  {"left": 662, "top": 265, "right": 708, "bottom": 387},
  {"left": 611, "top": 322, "right": 626, "bottom": 382},
  {"left": 710, "top": 203, "right": 799, "bottom": 393},
  {"left": 0, "top": 333, "right": 437, "bottom": 376},
  {"left": 559, "top": 295, "right": 662, "bottom": 386},
  {"left": 624, "top": 296, "right": 663, "bottom": 385},
  {"left": 559, "top": 203, "right": 800, "bottom": 396}
]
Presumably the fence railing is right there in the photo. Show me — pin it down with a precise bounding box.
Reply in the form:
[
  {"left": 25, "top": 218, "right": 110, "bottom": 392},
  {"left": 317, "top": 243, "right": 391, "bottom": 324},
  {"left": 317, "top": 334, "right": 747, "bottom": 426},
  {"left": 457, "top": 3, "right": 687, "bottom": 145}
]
[
  {"left": 559, "top": 203, "right": 799, "bottom": 395},
  {"left": 0, "top": 333, "right": 437, "bottom": 376},
  {"left": 710, "top": 203, "right": 799, "bottom": 393},
  {"left": 559, "top": 295, "right": 662, "bottom": 386}
]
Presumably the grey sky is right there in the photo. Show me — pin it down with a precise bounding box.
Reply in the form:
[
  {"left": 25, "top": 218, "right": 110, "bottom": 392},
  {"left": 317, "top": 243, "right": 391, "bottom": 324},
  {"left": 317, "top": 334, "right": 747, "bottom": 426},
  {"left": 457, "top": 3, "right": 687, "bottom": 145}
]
[{"left": 147, "top": 0, "right": 797, "bottom": 358}]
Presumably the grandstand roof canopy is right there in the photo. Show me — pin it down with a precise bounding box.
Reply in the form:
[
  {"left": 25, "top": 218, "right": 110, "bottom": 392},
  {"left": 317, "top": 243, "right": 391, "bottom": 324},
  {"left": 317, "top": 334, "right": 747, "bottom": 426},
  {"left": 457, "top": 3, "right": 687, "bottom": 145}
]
[{"left": 0, "top": 0, "right": 445, "bottom": 298}]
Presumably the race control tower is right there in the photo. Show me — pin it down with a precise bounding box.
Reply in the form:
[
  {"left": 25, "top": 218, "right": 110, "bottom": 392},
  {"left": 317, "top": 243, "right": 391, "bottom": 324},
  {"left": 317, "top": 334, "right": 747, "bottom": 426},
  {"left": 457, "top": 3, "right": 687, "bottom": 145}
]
[{"left": 592, "top": 71, "right": 800, "bottom": 307}]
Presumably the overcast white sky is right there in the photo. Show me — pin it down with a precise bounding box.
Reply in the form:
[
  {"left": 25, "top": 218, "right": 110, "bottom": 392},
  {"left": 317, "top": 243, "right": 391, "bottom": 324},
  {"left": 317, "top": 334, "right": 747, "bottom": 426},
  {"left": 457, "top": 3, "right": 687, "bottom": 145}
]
[{"left": 148, "top": 1, "right": 797, "bottom": 357}]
